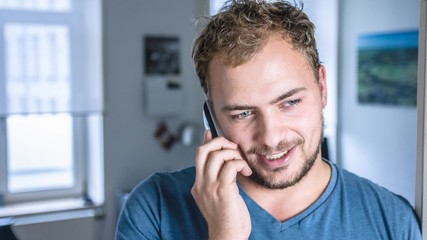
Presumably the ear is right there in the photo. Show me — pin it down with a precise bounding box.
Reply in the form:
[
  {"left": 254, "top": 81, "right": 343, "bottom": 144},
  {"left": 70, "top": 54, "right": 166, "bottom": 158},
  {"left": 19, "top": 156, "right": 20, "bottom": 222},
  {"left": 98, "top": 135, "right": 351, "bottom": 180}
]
[{"left": 318, "top": 65, "right": 327, "bottom": 108}]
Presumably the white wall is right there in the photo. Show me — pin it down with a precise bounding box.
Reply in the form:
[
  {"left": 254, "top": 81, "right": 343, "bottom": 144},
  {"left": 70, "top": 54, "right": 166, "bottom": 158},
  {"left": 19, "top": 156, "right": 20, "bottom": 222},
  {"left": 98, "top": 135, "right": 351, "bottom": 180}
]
[
  {"left": 303, "top": 0, "right": 339, "bottom": 163},
  {"left": 100, "top": 0, "right": 205, "bottom": 239},
  {"left": 338, "top": 0, "right": 419, "bottom": 205},
  {"left": 14, "top": 216, "right": 96, "bottom": 240}
]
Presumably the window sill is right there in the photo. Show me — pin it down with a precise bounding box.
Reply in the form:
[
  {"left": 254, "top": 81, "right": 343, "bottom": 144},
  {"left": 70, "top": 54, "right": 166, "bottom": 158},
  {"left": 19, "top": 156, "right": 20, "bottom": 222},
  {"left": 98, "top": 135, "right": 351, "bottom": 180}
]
[{"left": 0, "top": 198, "right": 103, "bottom": 226}]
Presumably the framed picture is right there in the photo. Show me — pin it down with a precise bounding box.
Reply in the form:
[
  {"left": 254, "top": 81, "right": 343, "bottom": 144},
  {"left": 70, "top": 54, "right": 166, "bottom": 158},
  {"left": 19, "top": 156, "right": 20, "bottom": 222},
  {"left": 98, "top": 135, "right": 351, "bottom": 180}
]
[
  {"left": 357, "top": 30, "right": 418, "bottom": 107},
  {"left": 144, "top": 36, "right": 180, "bottom": 76}
]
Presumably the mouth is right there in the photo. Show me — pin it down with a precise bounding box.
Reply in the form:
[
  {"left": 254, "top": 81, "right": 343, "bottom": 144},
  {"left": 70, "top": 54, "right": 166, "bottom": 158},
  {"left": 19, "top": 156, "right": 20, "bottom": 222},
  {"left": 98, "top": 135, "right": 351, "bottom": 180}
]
[
  {"left": 257, "top": 146, "right": 297, "bottom": 170},
  {"left": 264, "top": 150, "right": 289, "bottom": 160}
]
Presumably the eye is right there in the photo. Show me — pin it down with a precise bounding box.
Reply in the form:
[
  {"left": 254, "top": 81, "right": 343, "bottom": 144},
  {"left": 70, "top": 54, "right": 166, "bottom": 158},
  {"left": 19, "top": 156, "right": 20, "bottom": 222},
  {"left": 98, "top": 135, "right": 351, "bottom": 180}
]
[
  {"left": 282, "top": 99, "right": 302, "bottom": 108},
  {"left": 231, "top": 110, "right": 252, "bottom": 120}
]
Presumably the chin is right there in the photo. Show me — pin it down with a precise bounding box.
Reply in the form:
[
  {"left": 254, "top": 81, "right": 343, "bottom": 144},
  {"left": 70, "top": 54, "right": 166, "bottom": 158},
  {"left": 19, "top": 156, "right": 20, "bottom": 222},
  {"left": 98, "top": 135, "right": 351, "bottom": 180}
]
[{"left": 248, "top": 147, "right": 319, "bottom": 190}]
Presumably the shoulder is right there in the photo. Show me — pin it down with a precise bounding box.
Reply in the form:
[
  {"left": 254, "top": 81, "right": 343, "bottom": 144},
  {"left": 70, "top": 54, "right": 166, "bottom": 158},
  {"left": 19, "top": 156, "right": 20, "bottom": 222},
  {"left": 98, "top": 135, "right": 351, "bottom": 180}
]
[
  {"left": 334, "top": 165, "right": 420, "bottom": 236},
  {"left": 337, "top": 166, "right": 408, "bottom": 205},
  {"left": 116, "top": 166, "right": 198, "bottom": 239},
  {"left": 121, "top": 166, "right": 196, "bottom": 218},
  {"left": 131, "top": 166, "right": 196, "bottom": 200},
  {"left": 142, "top": 166, "right": 196, "bottom": 185}
]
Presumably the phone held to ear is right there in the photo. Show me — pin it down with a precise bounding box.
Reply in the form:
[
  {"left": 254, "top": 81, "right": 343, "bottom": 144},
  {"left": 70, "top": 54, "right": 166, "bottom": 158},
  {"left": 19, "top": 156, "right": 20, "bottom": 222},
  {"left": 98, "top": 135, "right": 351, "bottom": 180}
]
[{"left": 203, "top": 101, "right": 223, "bottom": 138}]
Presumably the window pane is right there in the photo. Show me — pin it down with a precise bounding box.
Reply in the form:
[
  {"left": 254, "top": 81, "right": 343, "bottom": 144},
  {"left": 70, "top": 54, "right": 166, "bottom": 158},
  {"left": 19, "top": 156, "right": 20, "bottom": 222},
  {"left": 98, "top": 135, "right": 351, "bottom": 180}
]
[
  {"left": 210, "top": 0, "right": 227, "bottom": 15},
  {"left": 0, "top": 0, "right": 71, "bottom": 11},
  {"left": 4, "top": 23, "right": 71, "bottom": 114},
  {"left": 6, "top": 114, "right": 74, "bottom": 193}
]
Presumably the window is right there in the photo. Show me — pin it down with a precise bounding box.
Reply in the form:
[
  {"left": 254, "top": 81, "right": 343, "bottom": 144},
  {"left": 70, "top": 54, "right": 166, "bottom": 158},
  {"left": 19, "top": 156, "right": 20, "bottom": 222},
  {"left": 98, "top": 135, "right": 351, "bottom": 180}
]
[
  {"left": 0, "top": 0, "right": 103, "bottom": 206},
  {"left": 7, "top": 114, "right": 74, "bottom": 193},
  {"left": 210, "top": 0, "right": 227, "bottom": 15}
]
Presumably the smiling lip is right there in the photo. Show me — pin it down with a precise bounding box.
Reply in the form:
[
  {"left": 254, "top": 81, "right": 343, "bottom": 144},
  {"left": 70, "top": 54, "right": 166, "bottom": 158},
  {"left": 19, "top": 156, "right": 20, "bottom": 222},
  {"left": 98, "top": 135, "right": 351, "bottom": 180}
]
[
  {"left": 258, "top": 146, "right": 296, "bottom": 170},
  {"left": 265, "top": 150, "right": 289, "bottom": 160}
]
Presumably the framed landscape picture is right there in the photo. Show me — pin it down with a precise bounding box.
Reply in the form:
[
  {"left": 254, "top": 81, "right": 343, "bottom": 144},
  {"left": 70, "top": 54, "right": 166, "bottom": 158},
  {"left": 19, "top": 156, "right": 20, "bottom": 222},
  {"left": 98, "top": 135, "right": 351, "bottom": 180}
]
[{"left": 357, "top": 30, "right": 418, "bottom": 107}]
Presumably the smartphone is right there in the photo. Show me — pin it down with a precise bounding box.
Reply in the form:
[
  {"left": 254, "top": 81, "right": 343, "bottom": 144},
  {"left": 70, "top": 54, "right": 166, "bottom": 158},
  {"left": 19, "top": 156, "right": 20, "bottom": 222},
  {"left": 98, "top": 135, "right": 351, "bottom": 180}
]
[{"left": 203, "top": 101, "right": 223, "bottom": 137}]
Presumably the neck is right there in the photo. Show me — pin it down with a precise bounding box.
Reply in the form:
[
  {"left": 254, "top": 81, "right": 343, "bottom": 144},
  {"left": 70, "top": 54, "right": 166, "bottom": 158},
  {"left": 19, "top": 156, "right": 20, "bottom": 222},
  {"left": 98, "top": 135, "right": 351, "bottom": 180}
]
[{"left": 237, "top": 157, "right": 331, "bottom": 222}]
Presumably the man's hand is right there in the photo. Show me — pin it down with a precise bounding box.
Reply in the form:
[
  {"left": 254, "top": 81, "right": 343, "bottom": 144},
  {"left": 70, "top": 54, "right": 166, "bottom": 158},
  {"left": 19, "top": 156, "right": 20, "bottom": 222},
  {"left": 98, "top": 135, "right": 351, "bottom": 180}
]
[{"left": 191, "top": 130, "right": 253, "bottom": 240}]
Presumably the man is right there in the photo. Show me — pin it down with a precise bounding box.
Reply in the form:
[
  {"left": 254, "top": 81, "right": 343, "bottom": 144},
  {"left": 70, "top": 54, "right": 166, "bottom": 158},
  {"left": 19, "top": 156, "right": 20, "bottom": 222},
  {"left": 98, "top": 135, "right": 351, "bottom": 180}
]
[{"left": 116, "top": 1, "right": 421, "bottom": 239}]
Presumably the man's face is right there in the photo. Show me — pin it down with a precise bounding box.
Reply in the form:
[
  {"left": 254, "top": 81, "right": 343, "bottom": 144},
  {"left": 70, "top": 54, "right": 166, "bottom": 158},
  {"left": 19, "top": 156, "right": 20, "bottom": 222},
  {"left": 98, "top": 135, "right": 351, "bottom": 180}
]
[{"left": 207, "top": 37, "right": 327, "bottom": 189}]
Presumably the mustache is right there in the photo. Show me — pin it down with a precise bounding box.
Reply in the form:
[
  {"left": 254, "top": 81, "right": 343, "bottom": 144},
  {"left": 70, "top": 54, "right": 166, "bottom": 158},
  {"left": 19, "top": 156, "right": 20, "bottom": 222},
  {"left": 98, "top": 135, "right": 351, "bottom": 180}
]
[{"left": 247, "top": 137, "right": 304, "bottom": 155}]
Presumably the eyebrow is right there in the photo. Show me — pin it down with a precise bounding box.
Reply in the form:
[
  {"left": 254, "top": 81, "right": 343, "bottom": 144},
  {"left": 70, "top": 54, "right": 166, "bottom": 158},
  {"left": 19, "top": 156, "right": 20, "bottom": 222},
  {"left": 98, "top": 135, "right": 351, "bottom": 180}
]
[
  {"left": 221, "top": 87, "right": 307, "bottom": 112},
  {"left": 269, "top": 87, "right": 307, "bottom": 105}
]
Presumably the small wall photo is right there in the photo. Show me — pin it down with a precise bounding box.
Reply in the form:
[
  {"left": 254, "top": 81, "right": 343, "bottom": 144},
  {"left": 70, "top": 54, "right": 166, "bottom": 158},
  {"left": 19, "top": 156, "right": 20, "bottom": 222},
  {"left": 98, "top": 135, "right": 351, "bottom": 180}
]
[{"left": 144, "top": 36, "right": 180, "bottom": 76}]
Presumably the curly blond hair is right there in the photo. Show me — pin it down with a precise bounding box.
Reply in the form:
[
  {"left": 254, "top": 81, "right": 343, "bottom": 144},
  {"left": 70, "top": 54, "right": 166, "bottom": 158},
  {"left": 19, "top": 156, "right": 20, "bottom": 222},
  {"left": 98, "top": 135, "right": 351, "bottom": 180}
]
[{"left": 192, "top": 0, "right": 320, "bottom": 95}]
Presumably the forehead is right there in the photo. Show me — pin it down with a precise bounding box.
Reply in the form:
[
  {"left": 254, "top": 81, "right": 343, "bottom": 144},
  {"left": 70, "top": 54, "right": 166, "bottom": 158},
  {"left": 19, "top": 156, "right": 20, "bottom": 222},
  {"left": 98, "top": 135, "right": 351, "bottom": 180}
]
[{"left": 207, "top": 37, "right": 315, "bottom": 105}]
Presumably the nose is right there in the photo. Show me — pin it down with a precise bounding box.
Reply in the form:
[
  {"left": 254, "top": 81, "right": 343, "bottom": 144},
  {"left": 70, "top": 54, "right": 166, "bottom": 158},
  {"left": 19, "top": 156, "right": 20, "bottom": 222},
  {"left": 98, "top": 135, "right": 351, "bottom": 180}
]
[{"left": 256, "top": 112, "right": 284, "bottom": 148}]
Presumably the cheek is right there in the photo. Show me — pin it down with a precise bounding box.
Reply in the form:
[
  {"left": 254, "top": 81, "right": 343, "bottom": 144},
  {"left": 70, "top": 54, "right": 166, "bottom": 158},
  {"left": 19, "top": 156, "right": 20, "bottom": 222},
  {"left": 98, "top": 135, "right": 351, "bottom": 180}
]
[
  {"left": 222, "top": 123, "right": 248, "bottom": 142},
  {"left": 221, "top": 123, "right": 254, "bottom": 151},
  {"left": 299, "top": 111, "right": 323, "bottom": 147},
  {"left": 290, "top": 107, "right": 323, "bottom": 139}
]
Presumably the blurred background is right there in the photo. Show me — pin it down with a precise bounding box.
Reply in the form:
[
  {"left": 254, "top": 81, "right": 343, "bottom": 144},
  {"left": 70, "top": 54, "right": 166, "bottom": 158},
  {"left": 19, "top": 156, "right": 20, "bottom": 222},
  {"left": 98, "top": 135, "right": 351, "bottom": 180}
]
[{"left": 0, "top": 0, "right": 421, "bottom": 239}]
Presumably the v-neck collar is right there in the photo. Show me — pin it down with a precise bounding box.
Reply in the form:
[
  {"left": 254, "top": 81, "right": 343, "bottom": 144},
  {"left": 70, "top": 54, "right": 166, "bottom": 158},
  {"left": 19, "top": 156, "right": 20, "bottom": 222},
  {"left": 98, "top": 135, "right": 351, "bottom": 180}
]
[{"left": 237, "top": 160, "right": 338, "bottom": 232}]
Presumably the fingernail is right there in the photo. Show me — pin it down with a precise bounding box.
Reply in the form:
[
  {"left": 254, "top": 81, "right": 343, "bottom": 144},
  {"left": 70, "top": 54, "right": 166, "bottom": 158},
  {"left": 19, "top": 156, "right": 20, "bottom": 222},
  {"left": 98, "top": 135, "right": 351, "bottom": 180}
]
[{"left": 203, "top": 130, "right": 211, "bottom": 142}]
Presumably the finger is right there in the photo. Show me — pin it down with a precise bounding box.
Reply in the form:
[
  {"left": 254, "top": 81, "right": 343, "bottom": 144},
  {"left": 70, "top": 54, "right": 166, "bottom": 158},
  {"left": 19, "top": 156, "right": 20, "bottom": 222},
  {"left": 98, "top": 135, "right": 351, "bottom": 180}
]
[
  {"left": 219, "top": 160, "right": 252, "bottom": 185},
  {"left": 204, "top": 130, "right": 212, "bottom": 143},
  {"left": 203, "top": 149, "right": 244, "bottom": 182},
  {"left": 195, "top": 137, "right": 238, "bottom": 182},
  {"left": 207, "top": 136, "right": 238, "bottom": 150}
]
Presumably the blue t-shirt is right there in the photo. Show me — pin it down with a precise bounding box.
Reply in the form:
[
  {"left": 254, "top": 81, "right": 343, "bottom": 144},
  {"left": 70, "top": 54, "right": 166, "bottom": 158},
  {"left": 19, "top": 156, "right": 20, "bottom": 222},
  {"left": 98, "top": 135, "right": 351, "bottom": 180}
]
[{"left": 116, "top": 161, "right": 421, "bottom": 239}]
